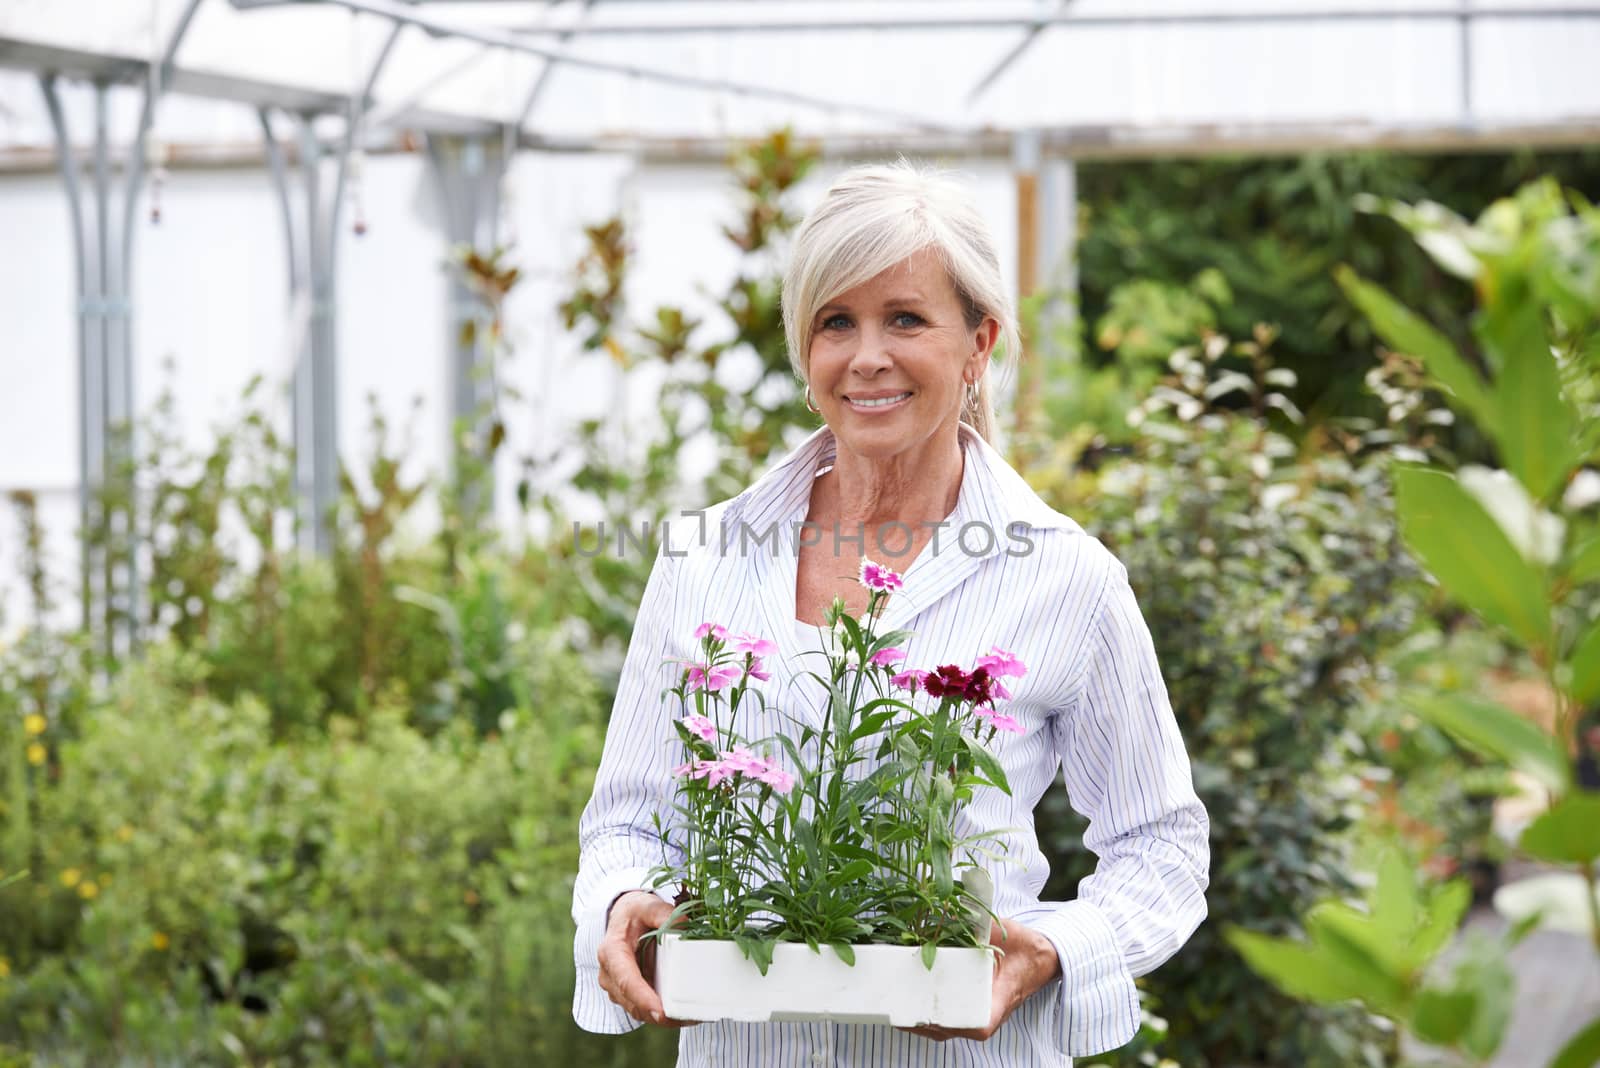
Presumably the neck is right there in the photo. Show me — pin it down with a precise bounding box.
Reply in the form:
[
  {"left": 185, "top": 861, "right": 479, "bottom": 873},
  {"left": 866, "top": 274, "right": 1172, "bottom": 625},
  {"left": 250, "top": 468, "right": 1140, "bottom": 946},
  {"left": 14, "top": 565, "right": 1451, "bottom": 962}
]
[{"left": 819, "top": 424, "right": 965, "bottom": 531}]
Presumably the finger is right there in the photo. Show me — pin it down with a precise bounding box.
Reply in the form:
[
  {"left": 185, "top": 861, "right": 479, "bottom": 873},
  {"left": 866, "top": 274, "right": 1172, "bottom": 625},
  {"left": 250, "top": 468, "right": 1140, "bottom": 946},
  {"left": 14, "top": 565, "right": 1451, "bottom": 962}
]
[{"left": 598, "top": 939, "right": 665, "bottom": 1022}]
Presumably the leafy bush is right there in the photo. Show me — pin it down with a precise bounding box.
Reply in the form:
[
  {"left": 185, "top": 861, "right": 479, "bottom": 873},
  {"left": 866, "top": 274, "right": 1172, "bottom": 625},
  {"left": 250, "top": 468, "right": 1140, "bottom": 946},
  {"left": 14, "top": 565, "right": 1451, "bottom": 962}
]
[
  {"left": 1033, "top": 336, "right": 1423, "bottom": 1068},
  {"left": 1232, "top": 177, "right": 1600, "bottom": 1068},
  {"left": 0, "top": 641, "right": 678, "bottom": 1067}
]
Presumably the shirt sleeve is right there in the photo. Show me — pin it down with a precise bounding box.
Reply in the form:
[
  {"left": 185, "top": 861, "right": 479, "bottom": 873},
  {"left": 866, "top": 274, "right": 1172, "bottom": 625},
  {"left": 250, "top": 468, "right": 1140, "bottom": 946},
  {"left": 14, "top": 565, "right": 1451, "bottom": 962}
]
[
  {"left": 571, "top": 543, "right": 685, "bottom": 1035},
  {"left": 1013, "top": 554, "right": 1211, "bottom": 1058}
]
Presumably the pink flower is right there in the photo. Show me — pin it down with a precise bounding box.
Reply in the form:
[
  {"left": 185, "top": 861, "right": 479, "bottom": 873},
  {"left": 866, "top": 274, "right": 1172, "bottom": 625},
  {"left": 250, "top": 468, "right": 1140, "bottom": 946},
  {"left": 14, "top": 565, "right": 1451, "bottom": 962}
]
[
  {"left": 986, "top": 712, "right": 1025, "bottom": 734},
  {"left": 891, "top": 668, "right": 929, "bottom": 693},
  {"left": 694, "top": 622, "right": 728, "bottom": 641},
  {"left": 681, "top": 714, "right": 717, "bottom": 742},
  {"left": 672, "top": 758, "right": 714, "bottom": 779},
  {"left": 975, "top": 646, "right": 1027, "bottom": 679},
  {"left": 754, "top": 765, "right": 796, "bottom": 793},
  {"left": 731, "top": 632, "right": 778, "bottom": 658},
  {"left": 704, "top": 760, "right": 738, "bottom": 788},
  {"left": 989, "top": 678, "right": 1012, "bottom": 701},
  {"left": 858, "top": 558, "right": 904, "bottom": 593},
  {"left": 868, "top": 647, "right": 906, "bottom": 667},
  {"left": 687, "top": 663, "right": 742, "bottom": 692},
  {"left": 747, "top": 656, "right": 772, "bottom": 682}
]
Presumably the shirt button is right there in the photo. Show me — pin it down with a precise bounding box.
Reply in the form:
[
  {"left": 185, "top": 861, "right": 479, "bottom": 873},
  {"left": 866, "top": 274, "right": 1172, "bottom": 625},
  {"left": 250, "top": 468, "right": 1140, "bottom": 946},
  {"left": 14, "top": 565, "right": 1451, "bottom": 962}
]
[{"left": 811, "top": 1056, "right": 825, "bottom": 1066}]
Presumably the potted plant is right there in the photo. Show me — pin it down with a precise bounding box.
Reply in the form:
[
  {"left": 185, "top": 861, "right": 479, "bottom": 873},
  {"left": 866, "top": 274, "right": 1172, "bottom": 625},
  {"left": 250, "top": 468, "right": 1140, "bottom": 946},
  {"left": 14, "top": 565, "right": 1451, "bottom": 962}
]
[{"left": 645, "top": 558, "right": 1028, "bottom": 1028}]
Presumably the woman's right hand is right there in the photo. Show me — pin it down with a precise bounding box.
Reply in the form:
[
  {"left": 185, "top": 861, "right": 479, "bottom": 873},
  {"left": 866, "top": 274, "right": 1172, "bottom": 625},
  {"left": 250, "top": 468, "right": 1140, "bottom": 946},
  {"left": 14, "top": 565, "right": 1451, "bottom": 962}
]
[{"left": 597, "top": 890, "right": 699, "bottom": 1028}]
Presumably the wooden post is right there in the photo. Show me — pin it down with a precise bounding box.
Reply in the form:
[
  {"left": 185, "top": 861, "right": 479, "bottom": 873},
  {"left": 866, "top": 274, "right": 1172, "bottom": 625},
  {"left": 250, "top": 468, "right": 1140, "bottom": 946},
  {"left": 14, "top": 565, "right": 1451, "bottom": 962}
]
[{"left": 1013, "top": 130, "right": 1042, "bottom": 446}]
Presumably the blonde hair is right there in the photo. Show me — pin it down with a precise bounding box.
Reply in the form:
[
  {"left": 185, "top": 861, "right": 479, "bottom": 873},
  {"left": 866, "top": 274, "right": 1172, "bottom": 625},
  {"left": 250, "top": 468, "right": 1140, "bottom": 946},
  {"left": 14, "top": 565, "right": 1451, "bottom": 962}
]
[{"left": 782, "top": 160, "right": 1019, "bottom": 443}]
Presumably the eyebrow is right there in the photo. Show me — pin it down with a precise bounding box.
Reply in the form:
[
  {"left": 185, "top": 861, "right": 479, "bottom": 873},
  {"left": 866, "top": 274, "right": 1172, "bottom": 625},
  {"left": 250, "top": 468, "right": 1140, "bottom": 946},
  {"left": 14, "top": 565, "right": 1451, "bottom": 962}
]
[{"left": 816, "top": 294, "right": 932, "bottom": 316}]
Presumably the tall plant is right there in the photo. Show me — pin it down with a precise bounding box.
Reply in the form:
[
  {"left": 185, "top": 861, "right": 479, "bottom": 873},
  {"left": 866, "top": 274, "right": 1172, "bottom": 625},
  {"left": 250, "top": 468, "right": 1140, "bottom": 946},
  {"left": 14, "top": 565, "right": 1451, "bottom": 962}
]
[{"left": 1230, "top": 177, "right": 1600, "bottom": 1066}]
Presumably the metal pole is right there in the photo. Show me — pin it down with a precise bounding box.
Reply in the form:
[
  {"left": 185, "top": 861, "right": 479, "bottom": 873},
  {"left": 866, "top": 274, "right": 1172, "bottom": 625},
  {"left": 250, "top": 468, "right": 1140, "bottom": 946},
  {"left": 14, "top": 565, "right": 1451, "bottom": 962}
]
[
  {"left": 39, "top": 74, "right": 104, "bottom": 640},
  {"left": 427, "top": 133, "right": 507, "bottom": 522}
]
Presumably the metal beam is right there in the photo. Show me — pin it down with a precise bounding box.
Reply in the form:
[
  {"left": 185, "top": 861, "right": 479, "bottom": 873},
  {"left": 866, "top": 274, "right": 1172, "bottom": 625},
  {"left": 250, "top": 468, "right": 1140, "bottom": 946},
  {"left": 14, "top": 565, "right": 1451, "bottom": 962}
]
[
  {"left": 243, "top": 0, "right": 961, "bottom": 133},
  {"left": 968, "top": 0, "right": 1074, "bottom": 106},
  {"left": 516, "top": 0, "right": 599, "bottom": 131},
  {"left": 505, "top": 5, "right": 1600, "bottom": 34}
]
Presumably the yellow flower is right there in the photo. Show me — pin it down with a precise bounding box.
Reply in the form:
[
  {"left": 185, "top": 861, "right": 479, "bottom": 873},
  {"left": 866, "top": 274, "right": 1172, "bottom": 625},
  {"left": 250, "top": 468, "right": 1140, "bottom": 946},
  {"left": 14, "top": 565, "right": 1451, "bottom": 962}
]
[
  {"left": 23, "top": 714, "right": 46, "bottom": 737},
  {"left": 60, "top": 868, "right": 81, "bottom": 889},
  {"left": 77, "top": 881, "right": 98, "bottom": 900},
  {"left": 115, "top": 825, "right": 134, "bottom": 843},
  {"left": 26, "top": 743, "right": 46, "bottom": 767},
  {"left": 0, "top": 957, "right": 10, "bottom": 979},
  {"left": 151, "top": 932, "right": 170, "bottom": 952}
]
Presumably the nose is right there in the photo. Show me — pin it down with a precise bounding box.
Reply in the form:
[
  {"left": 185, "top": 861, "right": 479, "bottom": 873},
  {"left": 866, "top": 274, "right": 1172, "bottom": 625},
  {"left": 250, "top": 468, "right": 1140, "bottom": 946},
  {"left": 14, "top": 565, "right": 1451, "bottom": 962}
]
[{"left": 847, "top": 323, "right": 893, "bottom": 378}]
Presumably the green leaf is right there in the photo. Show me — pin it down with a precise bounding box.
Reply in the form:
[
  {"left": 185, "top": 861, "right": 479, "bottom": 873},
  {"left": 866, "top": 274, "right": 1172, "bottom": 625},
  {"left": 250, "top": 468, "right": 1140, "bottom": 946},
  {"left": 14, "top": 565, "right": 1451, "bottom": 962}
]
[
  {"left": 960, "top": 735, "right": 1012, "bottom": 796},
  {"left": 1394, "top": 466, "right": 1550, "bottom": 649},
  {"left": 1493, "top": 302, "right": 1576, "bottom": 501},
  {"left": 1305, "top": 903, "right": 1412, "bottom": 1007},
  {"left": 1571, "top": 619, "right": 1600, "bottom": 707},
  {"left": 1371, "top": 848, "right": 1420, "bottom": 947},
  {"left": 1521, "top": 793, "right": 1600, "bottom": 865},
  {"left": 1225, "top": 927, "right": 1367, "bottom": 1003},
  {"left": 920, "top": 941, "right": 938, "bottom": 971},
  {"left": 1548, "top": 1015, "right": 1600, "bottom": 1068},
  {"left": 1411, "top": 880, "right": 1473, "bottom": 965},
  {"left": 1410, "top": 986, "right": 1478, "bottom": 1047},
  {"left": 830, "top": 942, "right": 856, "bottom": 966},
  {"left": 1336, "top": 266, "right": 1496, "bottom": 430},
  {"left": 1406, "top": 691, "right": 1570, "bottom": 792},
  {"left": 1570, "top": 536, "right": 1600, "bottom": 586}
]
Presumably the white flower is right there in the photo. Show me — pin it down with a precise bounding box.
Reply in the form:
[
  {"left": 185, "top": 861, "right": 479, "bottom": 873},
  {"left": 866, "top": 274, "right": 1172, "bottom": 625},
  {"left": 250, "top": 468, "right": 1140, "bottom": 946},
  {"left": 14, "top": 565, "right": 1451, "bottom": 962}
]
[
  {"left": 1563, "top": 469, "right": 1600, "bottom": 511},
  {"left": 1457, "top": 466, "right": 1566, "bottom": 566}
]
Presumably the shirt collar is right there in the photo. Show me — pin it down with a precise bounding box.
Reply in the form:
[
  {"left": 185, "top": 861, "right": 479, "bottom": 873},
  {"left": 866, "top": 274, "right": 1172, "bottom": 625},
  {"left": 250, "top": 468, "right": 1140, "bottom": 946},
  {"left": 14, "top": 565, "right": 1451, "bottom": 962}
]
[{"left": 734, "top": 420, "right": 1076, "bottom": 546}]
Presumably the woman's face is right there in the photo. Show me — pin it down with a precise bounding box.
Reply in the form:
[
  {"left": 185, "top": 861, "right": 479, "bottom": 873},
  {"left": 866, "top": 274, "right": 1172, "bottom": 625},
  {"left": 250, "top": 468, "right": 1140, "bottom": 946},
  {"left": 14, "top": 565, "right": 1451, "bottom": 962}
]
[{"left": 806, "top": 248, "right": 998, "bottom": 464}]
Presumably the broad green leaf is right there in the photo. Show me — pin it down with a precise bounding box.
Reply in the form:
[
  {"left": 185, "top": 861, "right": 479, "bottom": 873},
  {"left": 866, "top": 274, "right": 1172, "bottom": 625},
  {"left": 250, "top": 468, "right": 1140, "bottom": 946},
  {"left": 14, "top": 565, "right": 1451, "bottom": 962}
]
[
  {"left": 1410, "top": 986, "right": 1478, "bottom": 1047},
  {"left": 1520, "top": 793, "right": 1600, "bottom": 866},
  {"left": 1371, "top": 849, "right": 1420, "bottom": 947},
  {"left": 1406, "top": 692, "right": 1570, "bottom": 792},
  {"left": 921, "top": 941, "right": 938, "bottom": 971},
  {"left": 830, "top": 942, "right": 856, "bottom": 966},
  {"left": 961, "top": 735, "right": 1012, "bottom": 797},
  {"left": 1225, "top": 927, "right": 1367, "bottom": 1003},
  {"left": 1571, "top": 537, "right": 1600, "bottom": 586},
  {"left": 1456, "top": 943, "right": 1515, "bottom": 1061},
  {"left": 1395, "top": 467, "right": 1550, "bottom": 649},
  {"left": 1492, "top": 299, "right": 1576, "bottom": 501},
  {"left": 1411, "top": 880, "right": 1473, "bottom": 965},
  {"left": 1571, "top": 619, "right": 1600, "bottom": 707},
  {"left": 1306, "top": 902, "right": 1413, "bottom": 1004},
  {"left": 1336, "top": 267, "right": 1495, "bottom": 429},
  {"left": 1549, "top": 1016, "right": 1600, "bottom": 1068}
]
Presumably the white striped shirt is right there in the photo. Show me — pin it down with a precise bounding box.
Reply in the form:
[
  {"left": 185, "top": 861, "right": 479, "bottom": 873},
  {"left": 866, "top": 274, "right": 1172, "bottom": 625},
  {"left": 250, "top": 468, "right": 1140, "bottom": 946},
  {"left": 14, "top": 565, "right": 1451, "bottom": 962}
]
[{"left": 572, "top": 422, "right": 1210, "bottom": 1067}]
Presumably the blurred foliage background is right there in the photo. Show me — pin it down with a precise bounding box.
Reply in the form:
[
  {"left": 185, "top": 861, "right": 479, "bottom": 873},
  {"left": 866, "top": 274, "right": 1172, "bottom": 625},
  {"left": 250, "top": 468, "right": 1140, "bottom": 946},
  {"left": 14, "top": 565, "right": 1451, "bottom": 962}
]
[{"left": 2, "top": 135, "right": 1598, "bottom": 1065}]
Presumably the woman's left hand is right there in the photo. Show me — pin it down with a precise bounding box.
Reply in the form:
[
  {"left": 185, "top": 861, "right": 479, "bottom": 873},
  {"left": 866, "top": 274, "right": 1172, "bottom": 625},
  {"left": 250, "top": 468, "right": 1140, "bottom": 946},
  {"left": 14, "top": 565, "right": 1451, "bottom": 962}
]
[{"left": 898, "top": 918, "right": 1061, "bottom": 1043}]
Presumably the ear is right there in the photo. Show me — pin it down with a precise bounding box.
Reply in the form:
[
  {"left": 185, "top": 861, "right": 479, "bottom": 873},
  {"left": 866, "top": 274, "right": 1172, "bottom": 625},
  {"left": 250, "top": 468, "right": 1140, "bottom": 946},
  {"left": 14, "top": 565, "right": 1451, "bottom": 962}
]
[{"left": 966, "top": 316, "right": 1001, "bottom": 382}]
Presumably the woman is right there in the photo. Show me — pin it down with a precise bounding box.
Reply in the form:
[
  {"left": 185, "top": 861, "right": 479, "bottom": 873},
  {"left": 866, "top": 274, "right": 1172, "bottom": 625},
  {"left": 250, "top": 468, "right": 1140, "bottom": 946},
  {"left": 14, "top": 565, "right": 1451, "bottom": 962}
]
[{"left": 573, "top": 162, "right": 1209, "bottom": 1066}]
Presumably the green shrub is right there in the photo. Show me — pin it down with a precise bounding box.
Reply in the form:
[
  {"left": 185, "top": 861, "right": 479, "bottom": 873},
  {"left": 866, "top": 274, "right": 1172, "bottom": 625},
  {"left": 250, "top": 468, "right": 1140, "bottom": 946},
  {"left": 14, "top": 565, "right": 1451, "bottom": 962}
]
[
  {"left": 0, "top": 641, "right": 677, "bottom": 1067},
  {"left": 1035, "top": 338, "right": 1423, "bottom": 1068}
]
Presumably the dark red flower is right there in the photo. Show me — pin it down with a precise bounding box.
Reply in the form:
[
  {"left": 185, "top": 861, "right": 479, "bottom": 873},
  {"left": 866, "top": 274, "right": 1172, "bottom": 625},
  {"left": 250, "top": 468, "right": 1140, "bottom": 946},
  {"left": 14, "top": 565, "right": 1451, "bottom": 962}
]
[
  {"left": 963, "top": 666, "right": 993, "bottom": 705},
  {"left": 922, "top": 664, "right": 973, "bottom": 700}
]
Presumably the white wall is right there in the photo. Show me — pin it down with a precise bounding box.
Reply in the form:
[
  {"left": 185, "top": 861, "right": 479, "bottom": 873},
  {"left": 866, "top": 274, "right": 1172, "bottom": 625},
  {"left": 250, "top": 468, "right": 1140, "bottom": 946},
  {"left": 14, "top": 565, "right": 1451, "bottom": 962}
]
[{"left": 0, "top": 145, "right": 1018, "bottom": 637}]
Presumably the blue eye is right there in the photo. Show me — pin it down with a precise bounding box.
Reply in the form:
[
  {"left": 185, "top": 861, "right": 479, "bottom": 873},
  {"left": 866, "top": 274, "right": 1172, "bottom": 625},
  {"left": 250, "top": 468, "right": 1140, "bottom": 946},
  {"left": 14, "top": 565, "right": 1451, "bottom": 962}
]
[
  {"left": 892, "top": 312, "right": 924, "bottom": 328},
  {"left": 821, "top": 314, "right": 851, "bottom": 331}
]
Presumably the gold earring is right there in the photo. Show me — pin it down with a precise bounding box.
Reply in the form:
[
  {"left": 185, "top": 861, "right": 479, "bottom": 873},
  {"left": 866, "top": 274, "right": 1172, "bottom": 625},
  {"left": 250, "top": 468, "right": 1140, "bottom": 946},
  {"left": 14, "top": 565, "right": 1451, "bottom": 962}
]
[{"left": 804, "top": 383, "right": 821, "bottom": 414}]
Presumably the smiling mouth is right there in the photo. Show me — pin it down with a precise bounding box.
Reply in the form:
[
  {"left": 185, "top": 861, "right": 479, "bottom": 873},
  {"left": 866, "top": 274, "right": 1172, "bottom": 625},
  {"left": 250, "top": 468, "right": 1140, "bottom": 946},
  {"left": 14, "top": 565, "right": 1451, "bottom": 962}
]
[{"left": 845, "top": 392, "right": 912, "bottom": 410}]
